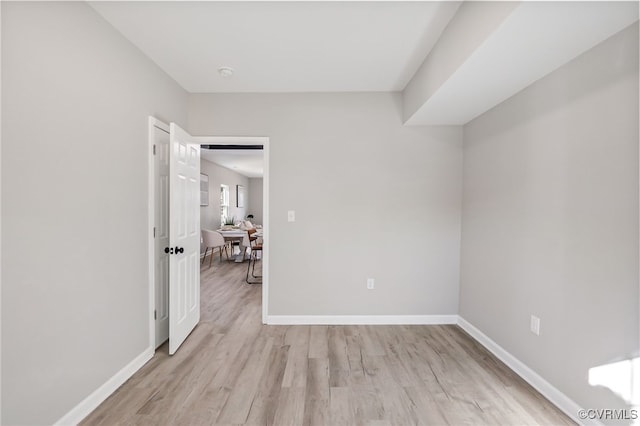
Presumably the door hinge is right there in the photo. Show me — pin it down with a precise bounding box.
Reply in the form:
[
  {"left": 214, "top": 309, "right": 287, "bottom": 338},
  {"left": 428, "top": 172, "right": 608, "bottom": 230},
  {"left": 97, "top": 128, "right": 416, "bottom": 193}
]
[
  {"left": 153, "top": 227, "right": 156, "bottom": 238},
  {"left": 154, "top": 310, "right": 157, "bottom": 320},
  {"left": 153, "top": 144, "right": 156, "bottom": 155}
]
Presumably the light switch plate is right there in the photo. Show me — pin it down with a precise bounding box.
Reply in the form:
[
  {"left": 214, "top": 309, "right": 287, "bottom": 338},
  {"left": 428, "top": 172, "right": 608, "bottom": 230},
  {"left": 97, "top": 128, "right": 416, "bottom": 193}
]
[
  {"left": 287, "top": 210, "right": 295, "bottom": 222},
  {"left": 530, "top": 315, "right": 540, "bottom": 335}
]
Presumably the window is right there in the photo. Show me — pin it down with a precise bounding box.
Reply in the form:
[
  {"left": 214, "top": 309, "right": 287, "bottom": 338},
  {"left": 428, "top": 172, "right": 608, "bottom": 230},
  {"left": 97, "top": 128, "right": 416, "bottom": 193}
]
[{"left": 220, "top": 184, "right": 230, "bottom": 226}]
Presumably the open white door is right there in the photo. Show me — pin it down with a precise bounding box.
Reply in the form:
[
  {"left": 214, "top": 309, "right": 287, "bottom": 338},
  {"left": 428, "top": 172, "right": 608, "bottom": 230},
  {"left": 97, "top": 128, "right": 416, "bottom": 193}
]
[{"left": 168, "top": 123, "right": 200, "bottom": 355}]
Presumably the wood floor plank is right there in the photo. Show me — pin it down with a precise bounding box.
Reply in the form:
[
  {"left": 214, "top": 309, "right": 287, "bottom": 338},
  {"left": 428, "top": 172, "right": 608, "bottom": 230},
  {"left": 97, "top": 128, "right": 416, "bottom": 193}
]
[
  {"left": 215, "top": 335, "right": 274, "bottom": 424},
  {"left": 302, "top": 358, "right": 331, "bottom": 426},
  {"left": 360, "top": 325, "right": 386, "bottom": 357},
  {"left": 245, "top": 344, "right": 289, "bottom": 426},
  {"left": 308, "top": 325, "right": 329, "bottom": 359},
  {"left": 281, "top": 326, "right": 311, "bottom": 388},
  {"left": 348, "top": 384, "right": 385, "bottom": 425},
  {"left": 272, "top": 387, "right": 307, "bottom": 426},
  {"left": 345, "top": 332, "right": 370, "bottom": 386},
  {"left": 328, "top": 326, "right": 351, "bottom": 388},
  {"left": 81, "top": 255, "right": 575, "bottom": 426},
  {"left": 329, "top": 387, "right": 352, "bottom": 426},
  {"left": 403, "top": 385, "right": 450, "bottom": 426}
]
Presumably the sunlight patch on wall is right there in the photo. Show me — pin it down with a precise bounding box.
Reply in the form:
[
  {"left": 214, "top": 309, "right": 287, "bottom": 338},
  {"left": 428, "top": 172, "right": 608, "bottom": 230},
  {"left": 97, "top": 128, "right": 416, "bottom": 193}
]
[{"left": 589, "top": 357, "right": 640, "bottom": 405}]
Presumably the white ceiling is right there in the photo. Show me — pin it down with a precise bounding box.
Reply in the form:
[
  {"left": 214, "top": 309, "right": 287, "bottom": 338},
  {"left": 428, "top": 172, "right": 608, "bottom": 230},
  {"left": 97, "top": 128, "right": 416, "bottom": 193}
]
[
  {"left": 90, "top": 1, "right": 638, "bottom": 125},
  {"left": 201, "top": 149, "right": 264, "bottom": 178},
  {"left": 90, "top": 1, "right": 459, "bottom": 93}
]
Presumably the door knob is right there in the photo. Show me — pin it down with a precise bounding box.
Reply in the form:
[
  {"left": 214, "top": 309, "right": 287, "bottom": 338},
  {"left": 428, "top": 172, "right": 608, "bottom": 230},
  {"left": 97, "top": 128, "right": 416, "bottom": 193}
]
[{"left": 164, "top": 247, "right": 184, "bottom": 254}]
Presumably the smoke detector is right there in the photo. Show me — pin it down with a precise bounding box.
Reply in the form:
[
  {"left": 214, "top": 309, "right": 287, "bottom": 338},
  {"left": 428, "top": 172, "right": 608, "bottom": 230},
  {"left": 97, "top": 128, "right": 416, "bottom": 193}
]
[{"left": 218, "top": 67, "right": 234, "bottom": 78}]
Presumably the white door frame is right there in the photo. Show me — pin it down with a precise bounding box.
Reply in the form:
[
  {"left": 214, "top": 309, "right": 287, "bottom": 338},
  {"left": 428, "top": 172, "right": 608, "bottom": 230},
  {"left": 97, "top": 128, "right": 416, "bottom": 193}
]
[
  {"left": 148, "top": 117, "right": 270, "bottom": 351},
  {"left": 148, "top": 117, "right": 168, "bottom": 350}
]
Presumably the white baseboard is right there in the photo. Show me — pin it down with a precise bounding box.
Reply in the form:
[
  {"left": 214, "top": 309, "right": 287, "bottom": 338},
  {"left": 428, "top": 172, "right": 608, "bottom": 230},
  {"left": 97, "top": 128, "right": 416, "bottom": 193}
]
[
  {"left": 457, "top": 317, "right": 601, "bottom": 426},
  {"left": 54, "top": 346, "right": 154, "bottom": 426},
  {"left": 266, "top": 314, "right": 458, "bottom": 325}
]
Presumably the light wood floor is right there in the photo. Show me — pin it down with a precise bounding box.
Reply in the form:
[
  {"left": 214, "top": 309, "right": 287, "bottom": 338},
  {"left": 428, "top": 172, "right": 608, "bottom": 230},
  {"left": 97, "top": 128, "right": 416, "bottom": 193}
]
[{"left": 82, "top": 254, "right": 574, "bottom": 426}]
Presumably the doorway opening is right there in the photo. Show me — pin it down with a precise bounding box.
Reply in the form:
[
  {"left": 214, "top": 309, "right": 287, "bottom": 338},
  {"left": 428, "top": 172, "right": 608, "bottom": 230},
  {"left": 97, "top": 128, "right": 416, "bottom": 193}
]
[{"left": 148, "top": 117, "right": 270, "bottom": 353}]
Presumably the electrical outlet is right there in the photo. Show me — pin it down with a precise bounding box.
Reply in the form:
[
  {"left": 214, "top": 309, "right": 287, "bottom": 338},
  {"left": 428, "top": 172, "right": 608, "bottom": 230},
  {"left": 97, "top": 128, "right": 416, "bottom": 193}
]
[
  {"left": 530, "top": 315, "right": 540, "bottom": 335},
  {"left": 367, "top": 278, "right": 375, "bottom": 290}
]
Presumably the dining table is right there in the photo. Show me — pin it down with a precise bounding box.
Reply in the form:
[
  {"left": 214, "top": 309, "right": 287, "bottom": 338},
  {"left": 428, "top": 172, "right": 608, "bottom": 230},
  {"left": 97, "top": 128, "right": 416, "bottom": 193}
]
[{"left": 217, "top": 228, "right": 263, "bottom": 263}]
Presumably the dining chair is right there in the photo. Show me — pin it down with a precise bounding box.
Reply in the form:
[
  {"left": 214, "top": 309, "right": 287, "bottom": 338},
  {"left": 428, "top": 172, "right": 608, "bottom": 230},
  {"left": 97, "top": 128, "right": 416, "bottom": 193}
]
[
  {"left": 245, "top": 241, "right": 262, "bottom": 284},
  {"left": 247, "top": 228, "right": 259, "bottom": 246},
  {"left": 201, "top": 229, "right": 229, "bottom": 268},
  {"left": 234, "top": 228, "right": 259, "bottom": 261}
]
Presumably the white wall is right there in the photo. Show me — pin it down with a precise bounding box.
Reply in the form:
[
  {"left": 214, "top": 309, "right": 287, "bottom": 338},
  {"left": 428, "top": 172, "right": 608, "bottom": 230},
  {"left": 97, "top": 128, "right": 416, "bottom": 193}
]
[
  {"left": 1, "top": 3, "right": 188, "bottom": 424},
  {"left": 189, "top": 92, "right": 463, "bottom": 316},
  {"left": 460, "top": 23, "right": 639, "bottom": 416},
  {"left": 247, "top": 177, "right": 263, "bottom": 225},
  {"left": 200, "top": 158, "right": 249, "bottom": 232}
]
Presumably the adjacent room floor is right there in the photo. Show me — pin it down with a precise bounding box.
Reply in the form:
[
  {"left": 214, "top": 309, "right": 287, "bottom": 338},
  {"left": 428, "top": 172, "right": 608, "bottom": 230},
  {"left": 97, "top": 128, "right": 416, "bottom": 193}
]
[{"left": 81, "top": 255, "right": 574, "bottom": 425}]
